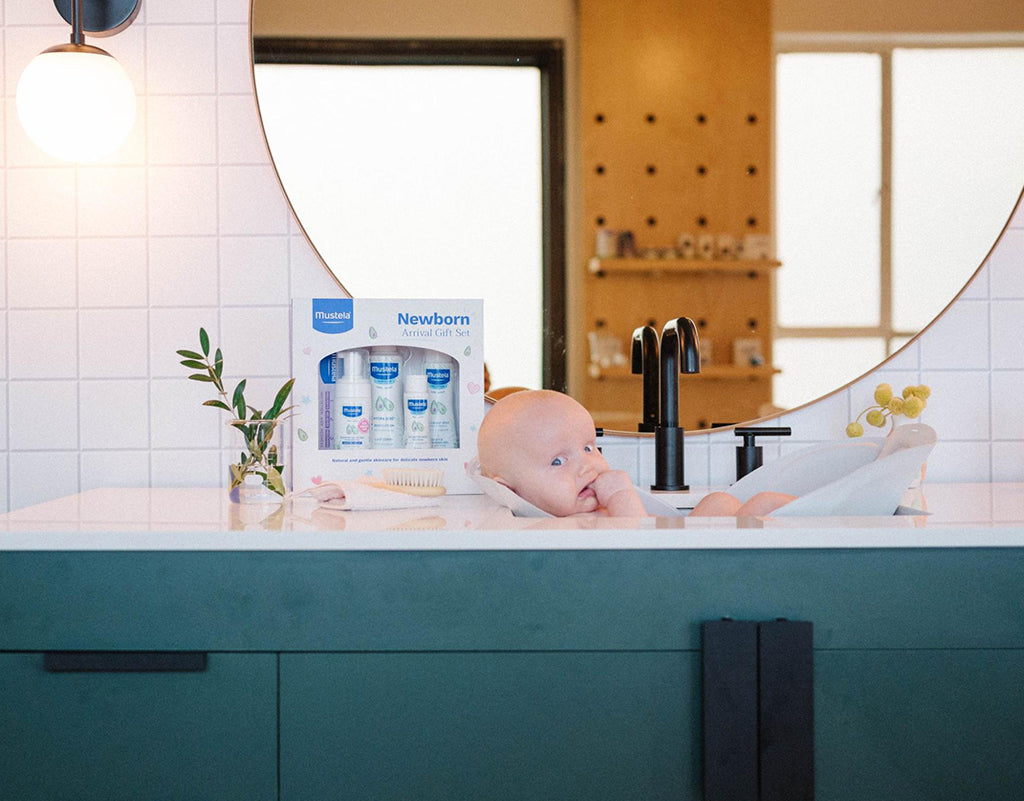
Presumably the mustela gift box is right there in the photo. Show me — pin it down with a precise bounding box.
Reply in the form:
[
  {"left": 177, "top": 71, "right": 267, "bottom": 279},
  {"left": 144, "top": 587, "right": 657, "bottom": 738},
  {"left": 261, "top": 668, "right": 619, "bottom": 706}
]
[{"left": 291, "top": 298, "right": 485, "bottom": 494}]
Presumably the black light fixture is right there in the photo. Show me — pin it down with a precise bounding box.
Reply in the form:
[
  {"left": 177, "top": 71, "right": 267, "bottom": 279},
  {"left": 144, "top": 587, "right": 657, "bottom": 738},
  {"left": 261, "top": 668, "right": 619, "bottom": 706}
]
[{"left": 16, "top": 0, "right": 141, "bottom": 162}]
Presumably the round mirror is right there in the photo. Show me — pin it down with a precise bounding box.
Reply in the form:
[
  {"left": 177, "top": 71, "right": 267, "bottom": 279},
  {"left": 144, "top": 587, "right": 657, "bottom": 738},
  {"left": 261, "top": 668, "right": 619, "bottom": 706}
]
[{"left": 250, "top": 0, "right": 1024, "bottom": 431}]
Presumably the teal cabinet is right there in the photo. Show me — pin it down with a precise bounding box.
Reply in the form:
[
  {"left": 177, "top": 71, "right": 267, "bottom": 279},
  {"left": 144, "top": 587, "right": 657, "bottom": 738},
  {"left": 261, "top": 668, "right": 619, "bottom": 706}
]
[
  {"left": 0, "top": 653, "right": 278, "bottom": 801},
  {"left": 280, "top": 652, "right": 700, "bottom": 800}
]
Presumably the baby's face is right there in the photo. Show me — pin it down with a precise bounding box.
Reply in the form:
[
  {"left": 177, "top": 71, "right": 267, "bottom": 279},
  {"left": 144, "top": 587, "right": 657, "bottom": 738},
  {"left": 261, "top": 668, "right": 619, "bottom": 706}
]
[{"left": 490, "top": 397, "right": 610, "bottom": 516}]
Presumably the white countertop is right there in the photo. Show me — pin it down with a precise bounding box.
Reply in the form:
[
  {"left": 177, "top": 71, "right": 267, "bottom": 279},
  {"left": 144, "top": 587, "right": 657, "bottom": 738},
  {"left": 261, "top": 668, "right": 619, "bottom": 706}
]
[{"left": 2, "top": 483, "right": 1024, "bottom": 550}]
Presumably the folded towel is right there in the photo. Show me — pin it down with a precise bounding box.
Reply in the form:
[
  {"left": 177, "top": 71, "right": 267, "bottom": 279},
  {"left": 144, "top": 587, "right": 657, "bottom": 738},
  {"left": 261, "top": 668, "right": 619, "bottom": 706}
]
[{"left": 289, "top": 481, "right": 441, "bottom": 511}]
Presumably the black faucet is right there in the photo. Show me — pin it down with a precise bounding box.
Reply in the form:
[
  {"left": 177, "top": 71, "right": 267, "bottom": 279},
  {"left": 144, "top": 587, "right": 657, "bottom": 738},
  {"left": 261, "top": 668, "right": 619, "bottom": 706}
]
[
  {"left": 630, "top": 324, "right": 659, "bottom": 433},
  {"left": 653, "top": 317, "right": 701, "bottom": 491}
]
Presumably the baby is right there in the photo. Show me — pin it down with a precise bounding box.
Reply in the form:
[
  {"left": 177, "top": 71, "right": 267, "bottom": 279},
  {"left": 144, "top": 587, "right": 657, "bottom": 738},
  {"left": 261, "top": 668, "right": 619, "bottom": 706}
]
[{"left": 477, "top": 390, "right": 795, "bottom": 518}]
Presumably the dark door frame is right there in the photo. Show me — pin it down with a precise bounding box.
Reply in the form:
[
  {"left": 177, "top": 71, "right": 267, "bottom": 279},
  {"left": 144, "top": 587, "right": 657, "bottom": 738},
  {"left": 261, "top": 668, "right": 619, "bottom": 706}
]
[{"left": 253, "top": 37, "right": 567, "bottom": 392}]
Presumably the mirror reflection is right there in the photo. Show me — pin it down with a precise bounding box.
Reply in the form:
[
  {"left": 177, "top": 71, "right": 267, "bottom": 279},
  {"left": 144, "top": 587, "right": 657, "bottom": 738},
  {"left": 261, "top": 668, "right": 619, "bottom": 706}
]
[{"left": 252, "top": 0, "right": 1024, "bottom": 431}]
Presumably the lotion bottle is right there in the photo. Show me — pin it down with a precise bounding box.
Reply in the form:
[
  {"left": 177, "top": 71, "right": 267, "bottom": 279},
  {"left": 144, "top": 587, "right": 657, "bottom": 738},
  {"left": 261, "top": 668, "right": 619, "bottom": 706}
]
[
  {"left": 333, "top": 349, "right": 370, "bottom": 449},
  {"left": 424, "top": 349, "right": 458, "bottom": 448},
  {"left": 403, "top": 373, "right": 431, "bottom": 449},
  {"left": 369, "top": 347, "right": 404, "bottom": 448}
]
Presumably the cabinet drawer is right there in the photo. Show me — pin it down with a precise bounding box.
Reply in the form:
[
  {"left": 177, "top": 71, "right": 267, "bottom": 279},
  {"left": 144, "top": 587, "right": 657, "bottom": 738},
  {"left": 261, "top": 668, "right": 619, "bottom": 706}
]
[
  {"left": 281, "top": 651, "right": 699, "bottom": 801},
  {"left": 0, "top": 652, "right": 277, "bottom": 801}
]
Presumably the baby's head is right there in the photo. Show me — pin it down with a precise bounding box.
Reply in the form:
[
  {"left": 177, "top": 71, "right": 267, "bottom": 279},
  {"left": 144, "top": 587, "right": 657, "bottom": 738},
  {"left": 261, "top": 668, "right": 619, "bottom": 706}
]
[{"left": 477, "top": 390, "right": 610, "bottom": 516}]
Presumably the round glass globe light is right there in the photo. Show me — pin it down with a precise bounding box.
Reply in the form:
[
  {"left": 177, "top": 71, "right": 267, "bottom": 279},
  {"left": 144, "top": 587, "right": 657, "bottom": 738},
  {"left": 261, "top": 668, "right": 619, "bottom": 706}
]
[{"left": 16, "top": 45, "right": 136, "bottom": 162}]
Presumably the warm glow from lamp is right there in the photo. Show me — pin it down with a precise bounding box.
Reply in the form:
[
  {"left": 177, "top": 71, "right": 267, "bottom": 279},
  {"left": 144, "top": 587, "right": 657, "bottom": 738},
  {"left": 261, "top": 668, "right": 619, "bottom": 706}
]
[{"left": 16, "top": 43, "right": 136, "bottom": 162}]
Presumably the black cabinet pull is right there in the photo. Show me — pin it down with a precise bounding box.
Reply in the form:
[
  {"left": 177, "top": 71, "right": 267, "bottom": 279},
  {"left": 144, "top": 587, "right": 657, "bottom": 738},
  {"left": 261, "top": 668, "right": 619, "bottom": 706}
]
[{"left": 43, "top": 651, "right": 208, "bottom": 673}]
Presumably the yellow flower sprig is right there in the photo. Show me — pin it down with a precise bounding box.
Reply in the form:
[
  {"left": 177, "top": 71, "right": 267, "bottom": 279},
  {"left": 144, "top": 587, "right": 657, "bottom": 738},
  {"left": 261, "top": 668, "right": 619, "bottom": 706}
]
[{"left": 846, "top": 382, "right": 930, "bottom": 437}]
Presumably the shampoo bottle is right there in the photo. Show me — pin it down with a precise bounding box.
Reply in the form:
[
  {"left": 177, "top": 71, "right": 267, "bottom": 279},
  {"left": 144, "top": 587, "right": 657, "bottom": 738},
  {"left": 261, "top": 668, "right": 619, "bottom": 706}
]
[
  {"left": 424, "top": 349, "right": 458, "bottom": 448},
  {"left": 403, "top": 374, "right": 431, "bottom": 449},
  {"left": 333, "top": 349, "right": 370, "bottom": 449},
  {"left": 318, "top": 352, "right": 341, "bottom": 449},
  {"left": 369, "top": 347, "right": 404, "bottom": 448}
]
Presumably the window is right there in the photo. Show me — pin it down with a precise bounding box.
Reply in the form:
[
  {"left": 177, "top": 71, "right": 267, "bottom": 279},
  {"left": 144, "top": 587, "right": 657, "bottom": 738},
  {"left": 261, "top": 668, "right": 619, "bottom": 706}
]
[{"left": 774, "top": 39, "right": 1024, "bottom": 408}]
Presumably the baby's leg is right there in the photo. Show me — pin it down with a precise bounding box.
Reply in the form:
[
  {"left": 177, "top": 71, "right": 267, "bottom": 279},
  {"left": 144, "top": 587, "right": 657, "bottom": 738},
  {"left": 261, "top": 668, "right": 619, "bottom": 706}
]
[
  {"left": 735, "top": 491, "right": 797, "bottom": 516},
  {"left": 689, "top": 491, "right": 743, "bottom": 517}
]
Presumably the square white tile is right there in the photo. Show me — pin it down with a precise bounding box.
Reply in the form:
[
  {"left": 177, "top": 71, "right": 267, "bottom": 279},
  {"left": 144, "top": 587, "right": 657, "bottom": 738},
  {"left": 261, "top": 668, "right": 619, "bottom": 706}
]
[
  {"left": 152, "top": 448, "right": 222, "bottom": 488},
  {"left": 218, "top": 165, "right": 290, "bottom": 236},
  {"left": 0, "top": 314, "right": 6, "bottom": 381},
  {"left": 219, "top": 306, "right": 291, "bottom": 377},
  {"left": 598, "top": 437, "right": 638, "bottom": 484},
  {"left": 290, "top": 237, "right": 348, "bottom": 297},
  {"left": 218, "top": 94, "right": 271, "bottom": 165},
  {"left": 217, "top": 0, "right": 251, "bottom": 24},
  {"left": 146, "top": 24, "right": 216, "bottom": 95},
  {"left": 988, "top": 229, "right": 1024, "bottom": 299},
  {"left": 0, "top": 456, "right": 8, "bottom": 514},
  {"left": 990, "top": 300, "right": 1024, "bottom": 369},
  {"left": 991, "top": 371, "right": 1024, "bottom": 441},
  {"left": 919, "top": 299, "right": 989, "bottom": 370},
  {"left": 919, "top": 370, "right": 990, "bottom": 441},
  {"left": 7, "top": 309, "right": 77, "bottom": 379},
  {"left": 924, "top": 440, "right": 991, "bottom": 483},
  {"left": 149, "top": 377, "right": 222, "bottom": 449},
  {"left": 992, "top": 442, "right": 1024, "bottom": 482},
  {"left": 147, "top": 95, "right": 217, "bottom": 165},
  {"left": 216, "top": 24, "right": 253, "bottom": 94},
  {"left": 149, "top": 237, "right": 219, "bottom": 307},
  {"left": 219, "top": 236, "right": 289, "bottom": 305},
  {"left": 148, "top": 166, "right": 218, "bottom": 236},
  {"left": 8, "top": 380, "right": 78, "bottom": 450},
  {"left": 6, "top": 168, "right": 76, "bottom": 236},
  {"left": 79, "top": 309, "right": 149, "bottom": 378},
  {"left": 77, "top": 166, "right": 147, "bottom": 236},
  {"left": 145, "top": 0, "right": 217, "bottom": 24},
  {"left": 0, "top": 245, "right": 6, "bottom": 307},
  {"left": 81, "top": 450, "right": 152, "bottom": 492},
  {"left": 149, "top": 308, "right": 219, "bottom": 377},
  {"left": 6, "top": 238, "right": 76, "bottom": 308},
  {"left": 8, "top": 451, "right": 80, "bottom": 511},
  {"left": 80, "top": 380, "right": 150, "bottom": 449},
  {"left": 79, "top": 238, "right": 148, "bottom": 307}
]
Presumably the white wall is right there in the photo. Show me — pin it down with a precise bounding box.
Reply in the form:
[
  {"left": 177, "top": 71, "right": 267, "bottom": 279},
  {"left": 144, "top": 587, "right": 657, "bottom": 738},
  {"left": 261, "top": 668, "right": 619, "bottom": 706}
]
[{"left": 1, "top": 0, "right": 1022, "bottom": 511}]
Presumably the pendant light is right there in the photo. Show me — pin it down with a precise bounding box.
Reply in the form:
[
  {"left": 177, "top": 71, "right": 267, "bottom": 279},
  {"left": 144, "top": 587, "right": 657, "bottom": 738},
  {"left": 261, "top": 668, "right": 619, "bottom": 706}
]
[{"left": 16, "top": 0, "right": 141, "bottom": 162}]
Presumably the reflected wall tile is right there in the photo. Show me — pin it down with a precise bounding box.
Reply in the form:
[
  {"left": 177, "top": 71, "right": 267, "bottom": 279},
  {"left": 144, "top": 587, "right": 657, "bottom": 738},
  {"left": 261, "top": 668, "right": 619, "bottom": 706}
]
[
  {"left": 8, "top": 380, "right": 78, "bottom": 450},
  {"left": 925, "top": 440, "right": 991, "bottom": 483},
  {"left": 146, "top": 24, "right": 216, "bottom": 95},
  {"left": 81, "top": 451, "right": 152, "bottom": 491},
  {"left": 919, "top": 370, "right": 990, "bottom": 441},
  {"left": 6, "top": 239, "right": 76, "bottom": 308},
  {"left": 598, "top": 437, "right": 638, "bottom": 484},
  {"left": 773, "top": 388, "right": 851, "bottom": 443},
  {"left": 990, "top": 300, "right": 1024, "bottom": 369},
  {"left": 80, "top": 379, "right": 150, "bottom": 449},
  {"left": 149, "top": 237, "right": 219, "bottom": 307},
  {"left": 79, "top": 238, "right": 148, "bottom": 307},
  {"left": 7, "top": 309, "right": 77, "bottom": 378},
  {"left": 882, "top": 339, "right": 919, "bottom": 372},
  {"left": 147, "top": 95, "right": 217, "bottom": 165},
  {"left": 8, "top": 451, "right": 80, "bottom": 510},
  {"left": 219, "top": 236, "right": 289, "bottom": 305},
  {"left": 149, "top": 308, "right": 219, "bottom": 377},
  {"left": 6, "top": 167, "right": 75, "bottom": 236},
  {"left": 148, "top": 166, "right": 218, "bottom": 236},
  {"left": 988, "top": 229, "right": 1024, "bottom": 299},
  {"left": 80, "top": 309, "right": 149, "bottom": 378},
  {"left": 919, "top": 299, "right": 989, "bottom": 370},
  {"left": 992, "top": 442, "right": 1024, "bottom": 482}
]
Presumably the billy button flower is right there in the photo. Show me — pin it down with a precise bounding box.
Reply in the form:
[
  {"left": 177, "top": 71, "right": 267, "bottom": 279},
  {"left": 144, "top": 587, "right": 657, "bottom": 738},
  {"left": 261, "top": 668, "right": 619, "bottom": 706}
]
[{"left": 846, "top": 382, "right": 931, "bottom": 438}]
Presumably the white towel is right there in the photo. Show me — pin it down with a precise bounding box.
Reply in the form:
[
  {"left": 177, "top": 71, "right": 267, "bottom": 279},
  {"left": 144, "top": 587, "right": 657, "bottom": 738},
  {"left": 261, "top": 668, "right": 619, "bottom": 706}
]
[{"left": 288, "top": 481, "right": 441, "bottom": 511}]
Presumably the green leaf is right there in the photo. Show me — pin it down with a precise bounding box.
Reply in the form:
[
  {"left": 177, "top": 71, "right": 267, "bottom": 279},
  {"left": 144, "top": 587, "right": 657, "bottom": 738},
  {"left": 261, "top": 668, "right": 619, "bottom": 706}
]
[
  {"left": 189, "top": 374, "right": 217, "bottom": 383},
  {"left": 180, "top": 359, "right": 208, "bottom": 370},
  {"left": 265, "top": 465, "right": 286, "bottom": 496},
  {"left": 232, "top": 379, "right": 247, "bottom": 419},
  {"left": 199, "top": 328, "right": 210, "bottom": 357},
  {"left": 267, "top": 379, "right": 295, "bottom": 419},
  {"left": 229, "top": 463, "right": 245, "bottom": 489},
  {"left": 213, "top": 349, "right": 223, "bottom": 378},
  {"left": 202, "top": 400, "right": 232, "bottom": 411},
  {"left": 297, "top": 428, "right": 309, "bottom": 442},
  {"left": 177, "top": 349, "right": 203, "bottom": 359}
]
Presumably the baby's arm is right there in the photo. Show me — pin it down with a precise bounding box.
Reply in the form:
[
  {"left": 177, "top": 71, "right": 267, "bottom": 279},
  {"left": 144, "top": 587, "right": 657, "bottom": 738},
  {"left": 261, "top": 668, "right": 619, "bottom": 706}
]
[{"left": 592, "top": 470, "right": 647, "bottom": 517}]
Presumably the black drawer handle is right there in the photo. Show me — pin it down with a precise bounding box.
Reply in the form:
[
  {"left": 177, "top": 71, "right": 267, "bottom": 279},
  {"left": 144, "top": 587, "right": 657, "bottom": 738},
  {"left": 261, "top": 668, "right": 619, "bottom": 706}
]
[{"left": 43, "top": 651, "right": 208, "bottom": 673}]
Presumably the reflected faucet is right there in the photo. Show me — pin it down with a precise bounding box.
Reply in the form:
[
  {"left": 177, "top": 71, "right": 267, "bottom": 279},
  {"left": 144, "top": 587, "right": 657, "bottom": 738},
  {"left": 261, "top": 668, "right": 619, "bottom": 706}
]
[
  {"left": 630, "top": 324, "right": 659, "bottom": 433},
  {"left": 654, "top": 317, "right": 701, "bottom": 491}
]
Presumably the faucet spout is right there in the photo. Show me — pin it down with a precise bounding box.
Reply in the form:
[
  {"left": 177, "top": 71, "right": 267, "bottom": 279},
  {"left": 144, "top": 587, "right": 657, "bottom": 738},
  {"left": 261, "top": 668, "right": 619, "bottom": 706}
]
[
  {"left": 653, "top": 317, "right": 701, "bottom": 492},
  {"left": 630, "top": 325, "right": 660, "bottom": 432}
]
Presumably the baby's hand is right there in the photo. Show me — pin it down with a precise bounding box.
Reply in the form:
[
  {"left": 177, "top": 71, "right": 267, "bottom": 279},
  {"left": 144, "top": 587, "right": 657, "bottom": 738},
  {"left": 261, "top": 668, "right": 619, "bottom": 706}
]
[{"left": 591, "top": 470, "right": 646, "bottom": 517}]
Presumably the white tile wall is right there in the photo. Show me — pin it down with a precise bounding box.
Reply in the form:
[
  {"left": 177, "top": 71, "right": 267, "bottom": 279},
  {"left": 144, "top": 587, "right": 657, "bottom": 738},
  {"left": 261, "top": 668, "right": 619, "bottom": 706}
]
[{"left": 1, "top": 0, "right": 1023, "bottom": 511}]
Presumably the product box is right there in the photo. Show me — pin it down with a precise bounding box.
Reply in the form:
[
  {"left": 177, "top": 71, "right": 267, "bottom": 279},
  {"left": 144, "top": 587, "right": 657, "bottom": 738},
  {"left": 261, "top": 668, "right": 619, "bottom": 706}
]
[{"left": 291, "top": 298, "right": 485, "bottom": 494}]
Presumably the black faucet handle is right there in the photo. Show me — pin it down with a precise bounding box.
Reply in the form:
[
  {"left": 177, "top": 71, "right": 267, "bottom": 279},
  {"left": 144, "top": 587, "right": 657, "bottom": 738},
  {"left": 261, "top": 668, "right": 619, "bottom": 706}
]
[{"left": 734, "top": 426, "right": 792, "bottom": 445}]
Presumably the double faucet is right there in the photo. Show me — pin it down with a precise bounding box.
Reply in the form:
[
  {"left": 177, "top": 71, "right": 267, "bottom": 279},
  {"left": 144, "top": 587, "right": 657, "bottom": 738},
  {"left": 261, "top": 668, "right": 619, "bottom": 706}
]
[{"left": 631, "top": 318, "right": 702, "bottom": 491}]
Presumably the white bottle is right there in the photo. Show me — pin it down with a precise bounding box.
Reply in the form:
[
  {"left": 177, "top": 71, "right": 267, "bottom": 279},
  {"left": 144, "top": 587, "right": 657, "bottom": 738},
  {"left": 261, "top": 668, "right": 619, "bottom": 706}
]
[
  {"left": 424, "top": 350, "right": 458, "bottom": 448},
  {"left": 403, "top": 374, "right": 431, "bottom": 449},
  {"left": 318, "top": 352, "right": 342, "bottom": 449},
  {"left": 369, "top": 347, "right": 404, "bottom": 448},
  {"left": 333, "top": 349, "right": 370, "bottom": 449}
]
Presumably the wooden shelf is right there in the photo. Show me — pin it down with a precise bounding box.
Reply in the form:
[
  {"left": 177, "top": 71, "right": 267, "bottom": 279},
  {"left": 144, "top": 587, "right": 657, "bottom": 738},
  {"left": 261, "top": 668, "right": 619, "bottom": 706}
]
[
  {"left": 588, "top": 256, "right": 781, "bottom": 277},
  {"left": 588, "top": 364, "right": 779, "bottom": 380}
]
